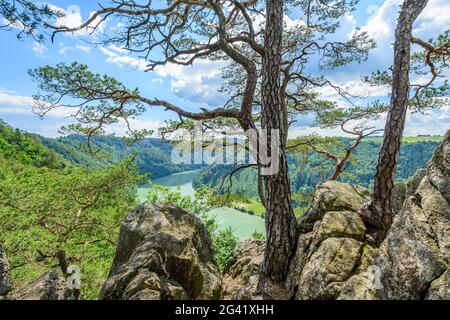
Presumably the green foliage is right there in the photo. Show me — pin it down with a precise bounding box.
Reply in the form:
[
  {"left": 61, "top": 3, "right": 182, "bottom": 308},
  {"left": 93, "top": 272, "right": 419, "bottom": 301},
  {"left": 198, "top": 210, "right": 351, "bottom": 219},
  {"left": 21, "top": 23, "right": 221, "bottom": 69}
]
[
  {"left": 212, "top": 228, "right": 238, "bottom": 271},
  {"left": 0, "top": 157, "right": 142, "bottom": 299},
  {"left": 40, "top": 134, "right": 201, "bottom": 179},
  {"left": 0, "top": 120, "right": 65, "bottom": 169},
  {"left": 251, "top": 230, "right": 265, "bottom": 240},
  {"left": 194, "top": 138, "right": 441, "bottom": 202},
  {"left": 0, "top": 0, "right": 63, "bottom": 40},
  {"left": 29, "top": 62, "right": 153, "bottom": 141},
  {"left": 145, "top": 185, "right": 238, "bottom": 271}
]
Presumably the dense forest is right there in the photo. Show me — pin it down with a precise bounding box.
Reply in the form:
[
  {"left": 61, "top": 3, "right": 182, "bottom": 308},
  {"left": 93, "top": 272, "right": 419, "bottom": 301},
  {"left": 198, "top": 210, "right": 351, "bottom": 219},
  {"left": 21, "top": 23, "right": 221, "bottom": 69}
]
[
  {"left": 1, "top": 120, "right": 199, "bottom": 179},
  {"left": 0, "top": 119, "right": 239, "bottom": 298},
  {"left": 193, "top": 137, "right": 442, "bottom": 198}
]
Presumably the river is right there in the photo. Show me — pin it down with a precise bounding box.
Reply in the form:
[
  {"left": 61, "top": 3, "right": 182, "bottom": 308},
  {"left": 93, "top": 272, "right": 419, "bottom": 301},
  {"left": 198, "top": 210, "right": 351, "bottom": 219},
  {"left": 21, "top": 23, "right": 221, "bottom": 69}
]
[{"left": 137, "top": 170, "right": 266, "bottom": 239}]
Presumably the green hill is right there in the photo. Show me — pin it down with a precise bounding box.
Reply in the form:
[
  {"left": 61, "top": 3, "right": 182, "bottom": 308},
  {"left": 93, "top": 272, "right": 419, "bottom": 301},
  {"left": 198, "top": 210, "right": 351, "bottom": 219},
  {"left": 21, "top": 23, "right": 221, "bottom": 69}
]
[
  {"left": 0, "top": 120, "right": 200, "bottom": 179},
  {"left": 0, "top": 120, "right": 65, "bottom": 169},
  {"left": 39, "top": 135, "right": 201, "bottom": 180},
  {"left": 193, "top": 138, "right": 442, "bottom": 198}
]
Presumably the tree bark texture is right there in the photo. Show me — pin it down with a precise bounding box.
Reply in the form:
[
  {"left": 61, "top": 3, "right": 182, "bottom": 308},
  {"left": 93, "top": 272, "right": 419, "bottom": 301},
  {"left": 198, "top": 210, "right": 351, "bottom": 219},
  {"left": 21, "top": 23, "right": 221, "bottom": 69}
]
[
  {"left": 259, "top": 0, "right": 298, "bottom": 283},
  {"left": 362, "top": 0, "right": 429, "bottom": 241}
]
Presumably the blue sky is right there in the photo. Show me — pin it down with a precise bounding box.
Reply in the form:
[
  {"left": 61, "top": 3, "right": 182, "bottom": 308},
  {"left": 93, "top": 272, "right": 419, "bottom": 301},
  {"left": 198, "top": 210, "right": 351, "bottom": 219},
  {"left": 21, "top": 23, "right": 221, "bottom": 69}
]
[{"left": 0, "top": 0, "right": 449, "bottom": 137}]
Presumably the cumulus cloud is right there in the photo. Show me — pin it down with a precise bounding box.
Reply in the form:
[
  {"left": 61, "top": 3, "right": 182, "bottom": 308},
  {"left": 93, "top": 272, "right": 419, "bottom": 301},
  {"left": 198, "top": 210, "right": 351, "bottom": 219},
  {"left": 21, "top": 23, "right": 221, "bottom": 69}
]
[
  {"left": 59, "top": 42, "right": 92, "bottom": 55},
  {"left": 154, "top": 60, "right": 228, "bottom": 107},
  {"left": 48, "top": 4, "right": 106, "bottom": 37},
  {"left": 99, "top": 46, "right": 148, "bottom": 71},
  {"left": 414, "top": 0, "right": 450, "bottom": 37},
  {"left": 362, "top": 0, "right": 450, "bottom": 48},
  {"left": 106, "top": 118, "right": 161, "bottom": 137},
  {"left": 32, "top": 41, "right": 48, "bottom": 58},
  {"left": 289, "top": 105, "right": 450, "bottom": 139},
  {"left": 0, "top": 87, "right": 73, "bottom": 118},
  {"left": 99, "top": 45, "right": 228, "bottom": 107},
  {"left": 314, "top": 80, "right": 390, "bottom": 103}
]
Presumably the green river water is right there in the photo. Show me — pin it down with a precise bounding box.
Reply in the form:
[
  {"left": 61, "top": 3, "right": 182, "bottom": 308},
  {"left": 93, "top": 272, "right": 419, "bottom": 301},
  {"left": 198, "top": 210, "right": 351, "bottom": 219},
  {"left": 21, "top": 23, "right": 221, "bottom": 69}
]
[{"left": 137, "top": 170, "right": 265, "bottom": 239}]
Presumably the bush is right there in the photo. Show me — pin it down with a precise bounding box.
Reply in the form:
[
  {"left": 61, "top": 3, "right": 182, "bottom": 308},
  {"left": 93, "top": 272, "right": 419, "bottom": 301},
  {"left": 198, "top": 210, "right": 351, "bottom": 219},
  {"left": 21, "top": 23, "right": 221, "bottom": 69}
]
[
  {"left": 211, "top": 228, "right": 238, "bottom": 271},
  {"left": 251, "top": 230, "right": 265, "bottom": 240}
]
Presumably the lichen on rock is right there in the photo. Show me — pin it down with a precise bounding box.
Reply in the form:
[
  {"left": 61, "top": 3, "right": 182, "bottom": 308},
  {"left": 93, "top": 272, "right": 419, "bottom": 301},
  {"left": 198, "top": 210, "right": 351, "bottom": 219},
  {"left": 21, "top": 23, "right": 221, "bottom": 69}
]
[{"left": 99, "top": 203, "right": 223, "bottom": 300}]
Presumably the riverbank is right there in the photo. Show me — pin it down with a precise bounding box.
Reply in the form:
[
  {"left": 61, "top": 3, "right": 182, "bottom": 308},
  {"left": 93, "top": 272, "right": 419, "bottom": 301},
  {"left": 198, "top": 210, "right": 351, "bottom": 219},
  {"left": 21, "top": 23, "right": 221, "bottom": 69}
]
[{"left": 137, "top": 170, "right": 266, "bottom": 238}]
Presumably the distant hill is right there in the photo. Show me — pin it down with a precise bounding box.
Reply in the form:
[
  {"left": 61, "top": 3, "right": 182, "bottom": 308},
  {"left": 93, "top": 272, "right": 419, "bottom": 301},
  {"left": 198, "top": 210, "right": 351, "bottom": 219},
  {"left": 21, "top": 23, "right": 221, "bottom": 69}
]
[
  {"left": 0, "top": 120, "right": 200, "bottom": 180},
  {"left": 364, "top": 135, "right": 443, "bottom": 143},
  {"left": 39, "top": 135, "right": 202, "bottom": 180},
  {"left": 193, "top": 137, "right": 442, "bottom": 198},
  {"left": 0, "top": 120, "right": 65, "bottom": 169}
]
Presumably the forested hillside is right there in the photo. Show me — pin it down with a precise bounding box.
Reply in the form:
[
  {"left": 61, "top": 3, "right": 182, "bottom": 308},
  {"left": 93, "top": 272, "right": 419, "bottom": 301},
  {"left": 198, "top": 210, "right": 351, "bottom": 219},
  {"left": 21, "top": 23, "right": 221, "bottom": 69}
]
[
  {"left": 1, "top": 120, "right": 200, "bottom": 180},
  {"left": 0, "top": 120, "right": 65, "bottom": 169},
  {"left": 40, "top": 135, "right": 201, "bottom": 179},
  {"left": 193, "top": 138, "right": 442, "bottom": 199},
  {"left": 0, "top": 120, "right": 143, "bottom": 299}
]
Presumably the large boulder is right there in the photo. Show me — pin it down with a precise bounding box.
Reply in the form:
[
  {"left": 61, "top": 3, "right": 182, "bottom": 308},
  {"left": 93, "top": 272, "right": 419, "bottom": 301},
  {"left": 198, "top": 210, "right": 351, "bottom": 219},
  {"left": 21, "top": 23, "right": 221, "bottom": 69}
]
[
  {"left": 287, "top": 130, "right": 450, "bottom": 300},
  {"left": 287, "top": 182, "right": 370, "bottom": 299},
  {"left": 9, "top": 269, "right": 72, "bottom": 300},
  {"left": 298, "top": 181, "right": 370, "bottom": 234},
  {"left": 99, "top": 203, "right": 222, "bottom": 300},
  {"left": 0, "top": 246, "right": 12, "bottom": 298},
  {"left": 373, "top": 131, "right": 450, "bottom": 300}
]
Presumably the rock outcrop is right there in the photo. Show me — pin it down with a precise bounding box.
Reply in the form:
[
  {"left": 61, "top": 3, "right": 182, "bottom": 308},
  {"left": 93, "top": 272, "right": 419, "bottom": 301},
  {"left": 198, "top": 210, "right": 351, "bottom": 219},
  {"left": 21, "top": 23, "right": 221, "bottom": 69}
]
[
  {"left": 99, "top": 203, "right": 222, "bottom": 300},
  {"left": 286, "top": 181, "right": 371, "bottom": 299},
  {"left": 223, "top": 238, "right": 264, "bottom": 300},
  {"left": 373, "top": 130, "right": 450, "bottom": 300},
  {"left": 0, "top": 246, "right": 12, "bottom": 298},
  {"left": 286, "top": 130, "right": 450, "bottom": 300},
  {"left": 9, "top": 269, "right": 72, "bottom": 300},
  {"left": 96, "top": 131, "right": 450, "bottom": 301}
]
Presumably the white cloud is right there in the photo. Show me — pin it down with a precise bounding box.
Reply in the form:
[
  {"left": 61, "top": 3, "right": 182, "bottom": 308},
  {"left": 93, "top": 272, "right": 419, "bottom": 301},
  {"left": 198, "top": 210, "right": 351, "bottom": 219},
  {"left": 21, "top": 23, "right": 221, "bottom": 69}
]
[
  {"left": 75, "top": 45, "right": 92, "bottom": 53},
  {"left": 314, "top": 79, "right": 390, "bottom": 104},
  {"left": 361, "top": 0, "right": 400, "bottom": 42},
  {"left": 99, "top": 45, "right": 228, "bottom": 107},
  {"left": 32, "top": 41, "right": 48, "bottom": 58},
  {"left": 362, "top": 0, "right": 450, "bottom": 46},
  {"left": 99, "top": 46, "right": 148, "bottom": 71},
  {"left": 0, "top": 88, "right": 73, "bottom": 118},
  {"left": 48, "top": 4, "right": 106, "bottom": 37},
  {"left": 414, "top": 0, "right": 450, "bottom": 36},
  {"left": 151, "top": 78, "right": 164, "bottom": 84},
  {"left": 106, "top": 118, "right": 161, "bottom": 137},
  {"left": 153, "top": 59, "right": 228, "bottom": 107},
  {"left": 289, "top": 105, "right": 450, "bottom": 138},
  {"left": 59, "top": 42, "right": 92, "bottom": 55}
]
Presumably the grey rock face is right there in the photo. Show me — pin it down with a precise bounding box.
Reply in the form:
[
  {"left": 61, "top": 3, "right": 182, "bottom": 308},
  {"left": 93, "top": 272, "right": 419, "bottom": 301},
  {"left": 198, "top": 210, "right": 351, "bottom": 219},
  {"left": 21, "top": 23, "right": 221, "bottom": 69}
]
[
  {"left": 287, "top": 182, "right": 369, "bottom": 299},
  {"left": 375, "top": 131, "right": 450, "bottom": 300},
  {"left": 0, "top": 246, "right": 12, "bottom": 297},
  {"left": 298, "top": 181, "right": 370, "bottom": 234},
  {"left": 99, "top": 203, "right": 222, "bottom": 300},
  {"left": 10, "top": 269, "right": 72, "bottom": 300},
  {"left": 286, "top": 131, "right": 450, "bottom": 300},
  {"left": 391, "top": 182, "right": 406, "bottom": 215},
  {"left": 222, "top": 238, "right": 264, "bottom": 300},
  {"left": 425, "top": 269, "right": 450, "bottom": 300},
  {"left": 331, "top": 130, "right": 450, "bottom": 300}
]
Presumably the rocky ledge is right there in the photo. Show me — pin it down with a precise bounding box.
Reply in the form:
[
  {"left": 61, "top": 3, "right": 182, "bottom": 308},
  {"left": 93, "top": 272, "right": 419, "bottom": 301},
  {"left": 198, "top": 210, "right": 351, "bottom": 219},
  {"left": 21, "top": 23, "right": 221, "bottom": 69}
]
[
  {"left": 223, "top": 130, "right": 450, "bottom": 300},
  {"left": 99, "top": 203, "right": 223, "bottom": 300}
]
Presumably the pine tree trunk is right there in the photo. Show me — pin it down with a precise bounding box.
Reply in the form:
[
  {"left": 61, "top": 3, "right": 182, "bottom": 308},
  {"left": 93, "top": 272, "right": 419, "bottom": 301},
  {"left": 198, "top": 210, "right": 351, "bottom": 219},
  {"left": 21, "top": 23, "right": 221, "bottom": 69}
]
[
  {"left": 361, "top": 0, "right": 429, "bottom": 242},
  {"left": 259, "top": 0, "right": 298, "bottom": 283}
]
